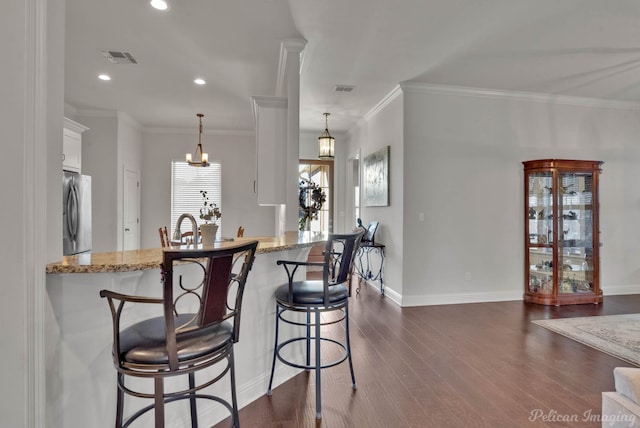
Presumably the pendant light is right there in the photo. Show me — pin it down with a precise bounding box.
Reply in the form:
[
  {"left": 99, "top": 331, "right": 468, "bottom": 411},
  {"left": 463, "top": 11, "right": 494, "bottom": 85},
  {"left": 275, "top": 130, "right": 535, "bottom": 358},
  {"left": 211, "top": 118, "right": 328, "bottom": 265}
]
[
  {"left": 186, "top": 113, "right": 209, "bottom": 167},
  {"left": 318, "top": 112, "right": 335, "bottom": 160}
]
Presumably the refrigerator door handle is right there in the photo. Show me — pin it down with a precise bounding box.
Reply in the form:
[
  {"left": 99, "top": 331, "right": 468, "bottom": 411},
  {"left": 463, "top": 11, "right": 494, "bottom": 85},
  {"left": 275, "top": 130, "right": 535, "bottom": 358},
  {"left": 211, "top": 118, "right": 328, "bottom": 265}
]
[{"left": 67, "top": 184, "right": 79, "bottom": 241}]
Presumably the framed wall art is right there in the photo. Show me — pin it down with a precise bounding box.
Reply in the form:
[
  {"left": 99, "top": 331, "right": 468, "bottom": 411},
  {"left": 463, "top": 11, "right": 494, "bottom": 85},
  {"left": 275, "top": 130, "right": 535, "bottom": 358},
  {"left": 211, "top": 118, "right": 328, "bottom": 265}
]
[{"left": 363, "top": 146, "right": 389, "bottom": 206}]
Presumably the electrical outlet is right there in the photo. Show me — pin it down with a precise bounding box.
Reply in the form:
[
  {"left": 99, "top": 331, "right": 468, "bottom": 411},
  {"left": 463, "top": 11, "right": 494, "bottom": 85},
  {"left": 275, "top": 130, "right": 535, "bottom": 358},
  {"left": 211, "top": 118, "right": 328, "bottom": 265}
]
[
  {"left": 465, "top": 272, "right": 471, "bottom": 281},
  {"left": 418, "top": 212, "right": 425, "bottom": 222}
]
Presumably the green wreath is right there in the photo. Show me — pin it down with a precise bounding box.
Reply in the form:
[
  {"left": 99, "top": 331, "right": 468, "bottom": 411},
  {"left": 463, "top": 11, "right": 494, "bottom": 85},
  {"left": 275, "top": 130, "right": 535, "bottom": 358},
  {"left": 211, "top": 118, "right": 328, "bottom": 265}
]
[{"left": 298, "top": 178, "right": 326, "bottom": 231}]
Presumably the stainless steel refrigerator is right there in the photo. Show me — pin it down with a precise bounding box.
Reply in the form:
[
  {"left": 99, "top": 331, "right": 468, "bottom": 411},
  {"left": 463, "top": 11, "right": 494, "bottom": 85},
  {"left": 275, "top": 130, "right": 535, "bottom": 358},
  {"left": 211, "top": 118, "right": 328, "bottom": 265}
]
[{"left": 63, "top": 171, "right": 92, "bottom": 255}]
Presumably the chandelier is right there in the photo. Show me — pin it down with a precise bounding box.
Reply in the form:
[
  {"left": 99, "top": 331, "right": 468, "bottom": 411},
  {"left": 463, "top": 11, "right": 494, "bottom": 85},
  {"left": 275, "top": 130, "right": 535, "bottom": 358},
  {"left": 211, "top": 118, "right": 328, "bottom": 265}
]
[
  {"left": 318, "top": 112, "right": 335, "bottom": 160},
  {"left": 186, "top": 113, "right": 209, "bottom": 167}
]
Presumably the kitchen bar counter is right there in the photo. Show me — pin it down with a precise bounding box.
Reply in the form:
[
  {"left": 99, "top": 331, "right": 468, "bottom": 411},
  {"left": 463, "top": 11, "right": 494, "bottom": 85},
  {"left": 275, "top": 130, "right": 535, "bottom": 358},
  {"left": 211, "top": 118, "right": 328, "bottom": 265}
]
[
  {"left": 46, "top": 231, "right": 327, "bottom": 274},
  {"left": 45, "top": 231, "right": 327, "bottom": 427}
]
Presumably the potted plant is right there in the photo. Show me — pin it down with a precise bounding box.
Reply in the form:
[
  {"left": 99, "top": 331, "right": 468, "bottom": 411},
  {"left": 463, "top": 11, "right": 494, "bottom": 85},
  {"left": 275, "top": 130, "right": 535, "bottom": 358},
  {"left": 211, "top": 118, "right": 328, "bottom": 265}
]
[{"left": 199, "top": 190, "right": 221, "bottom": 246}]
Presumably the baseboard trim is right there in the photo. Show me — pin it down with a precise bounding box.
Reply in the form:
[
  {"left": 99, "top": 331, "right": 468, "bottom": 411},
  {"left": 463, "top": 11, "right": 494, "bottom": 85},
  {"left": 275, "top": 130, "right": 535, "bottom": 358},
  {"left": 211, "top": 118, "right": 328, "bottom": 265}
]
[
  {"left": 390, "top": 286, "right": 640, "bottom": 307},
  {"left": 400, "top": 290, "right": 522, "bottom": 307},
  {"left": 356, "top": 280, "right": 402, "bottom": 306}
]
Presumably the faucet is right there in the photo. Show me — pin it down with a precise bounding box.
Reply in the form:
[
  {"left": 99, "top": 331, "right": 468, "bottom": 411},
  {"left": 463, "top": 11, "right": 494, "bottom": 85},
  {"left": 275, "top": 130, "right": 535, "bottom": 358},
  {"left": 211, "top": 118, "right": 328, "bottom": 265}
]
[{"left": 173, "top": 213, "right": 198, "bottom": 245}]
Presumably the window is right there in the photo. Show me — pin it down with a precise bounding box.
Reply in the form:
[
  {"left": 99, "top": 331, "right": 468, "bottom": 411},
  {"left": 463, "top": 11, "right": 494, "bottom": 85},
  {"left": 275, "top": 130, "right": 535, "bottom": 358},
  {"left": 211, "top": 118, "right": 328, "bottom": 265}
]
[{"left": 171, "top": 161, "right": 221, "bottom": 238}]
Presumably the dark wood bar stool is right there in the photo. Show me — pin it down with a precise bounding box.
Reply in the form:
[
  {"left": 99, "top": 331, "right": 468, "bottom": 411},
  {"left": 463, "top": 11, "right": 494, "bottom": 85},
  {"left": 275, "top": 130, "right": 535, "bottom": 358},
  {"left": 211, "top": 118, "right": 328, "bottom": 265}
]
[
  {"left": 266, "top": 231, "right": 364, "bottom": 419},
  {"left": 100, "top": 241, "right": 258, "bottom": 428},
  {"left": 158, "top": 226, "right": 169, "bottom": 247}
]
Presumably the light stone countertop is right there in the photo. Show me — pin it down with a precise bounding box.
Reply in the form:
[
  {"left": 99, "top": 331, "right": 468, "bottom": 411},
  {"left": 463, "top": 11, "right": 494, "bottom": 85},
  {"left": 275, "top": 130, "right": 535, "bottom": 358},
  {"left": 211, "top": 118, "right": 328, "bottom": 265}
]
[{"left": 46, "top": 231, "right": 327, "bottom": 274}]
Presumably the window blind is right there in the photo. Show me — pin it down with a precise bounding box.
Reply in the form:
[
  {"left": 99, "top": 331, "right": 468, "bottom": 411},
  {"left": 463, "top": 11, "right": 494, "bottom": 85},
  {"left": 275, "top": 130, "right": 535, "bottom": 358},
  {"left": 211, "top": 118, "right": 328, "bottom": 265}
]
[{"left": 171, "top": 161, "right": 222, "bottom": 238}]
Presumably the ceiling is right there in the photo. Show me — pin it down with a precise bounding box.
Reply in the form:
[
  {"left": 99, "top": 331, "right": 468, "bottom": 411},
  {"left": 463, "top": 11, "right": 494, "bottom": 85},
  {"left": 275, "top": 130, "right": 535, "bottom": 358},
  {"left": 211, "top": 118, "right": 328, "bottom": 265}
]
[{"left": 65, "top": 0, "right": 640, "bottom": 134}]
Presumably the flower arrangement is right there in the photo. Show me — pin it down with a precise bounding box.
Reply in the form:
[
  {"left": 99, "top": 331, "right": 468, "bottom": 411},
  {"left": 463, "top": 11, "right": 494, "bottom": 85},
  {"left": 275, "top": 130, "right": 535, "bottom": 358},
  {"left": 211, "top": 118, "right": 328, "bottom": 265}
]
[
  {"left": 298, "top": 178, "right": 326, "bottom": 231},
  {"left": 199, "top": 190, "right": 221, "bottom": 224}
]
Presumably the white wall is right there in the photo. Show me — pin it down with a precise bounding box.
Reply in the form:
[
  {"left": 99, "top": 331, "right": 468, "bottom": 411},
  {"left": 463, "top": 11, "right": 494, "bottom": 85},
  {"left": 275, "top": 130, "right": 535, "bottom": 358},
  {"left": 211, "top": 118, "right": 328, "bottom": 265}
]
[
  {"left": 116, "top": 113, "right": 143, "bottom": 249},
  {"left": 401, "top": 86, "right": 523, "bottom": 305},
  {"left": 76, "top": 113, "right": 119, "bottom": 252},
  {"left": 299, "top": 130, "right": 320, "bottom": 160},
  {"left": 140, "top": 130, "right": 275, "bottom": 248},
  {"left": 400, "top": 84, "right": 640, "bottom": 305},
  {"left": 347, "top": 91, "right": 405, "bottom": 299}
]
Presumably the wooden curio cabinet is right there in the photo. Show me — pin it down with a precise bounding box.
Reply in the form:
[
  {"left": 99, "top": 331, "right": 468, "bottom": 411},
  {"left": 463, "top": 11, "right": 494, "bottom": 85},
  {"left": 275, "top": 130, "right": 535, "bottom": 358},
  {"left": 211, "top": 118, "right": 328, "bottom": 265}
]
[{"left": 523, "top": 159, "right": 604, "bottom": 306}]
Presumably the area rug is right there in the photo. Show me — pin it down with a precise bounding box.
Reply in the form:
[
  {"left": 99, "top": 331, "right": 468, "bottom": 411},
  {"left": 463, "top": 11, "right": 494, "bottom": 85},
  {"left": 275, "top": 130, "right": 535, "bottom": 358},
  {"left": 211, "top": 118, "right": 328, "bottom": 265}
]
[{"left": 532, "top": 314, "right": 640, "bottom": 367}]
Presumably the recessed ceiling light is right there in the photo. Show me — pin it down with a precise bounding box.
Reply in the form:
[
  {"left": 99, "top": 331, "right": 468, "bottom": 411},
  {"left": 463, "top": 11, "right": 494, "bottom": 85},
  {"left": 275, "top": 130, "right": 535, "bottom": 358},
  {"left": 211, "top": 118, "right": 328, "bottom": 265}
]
[
  {"left": 194, "top": 78, "right": 206, "bottom": 85},
  {"left": 150, "top": 0, "right": 168, "bottom": 11},
  {"left": 98, "top": 74, "right": 111, "bottom": 81}
]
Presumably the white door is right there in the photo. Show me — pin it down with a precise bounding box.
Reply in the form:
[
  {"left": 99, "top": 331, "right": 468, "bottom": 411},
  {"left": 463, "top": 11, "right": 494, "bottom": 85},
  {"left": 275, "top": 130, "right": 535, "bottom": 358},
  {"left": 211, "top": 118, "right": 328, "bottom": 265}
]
[{"left": 123, "top": 169, "right": 139, "bottom": 250}]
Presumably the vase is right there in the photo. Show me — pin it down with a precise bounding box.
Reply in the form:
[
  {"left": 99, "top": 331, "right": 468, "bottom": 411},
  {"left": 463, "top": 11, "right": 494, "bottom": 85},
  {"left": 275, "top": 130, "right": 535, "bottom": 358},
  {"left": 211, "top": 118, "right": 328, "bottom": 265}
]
[{"left": 200, "top": 223, "right": 218, "bottom": 247}]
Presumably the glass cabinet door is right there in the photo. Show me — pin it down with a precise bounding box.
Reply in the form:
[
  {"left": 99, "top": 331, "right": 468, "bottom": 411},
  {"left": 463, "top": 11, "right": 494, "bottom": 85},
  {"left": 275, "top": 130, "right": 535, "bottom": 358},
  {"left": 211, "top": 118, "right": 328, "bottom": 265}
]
[
  {"left": 557, "top": 172, "right": 594, "bottom": 295},
  {"left": 527, "top": 172, "right": 554, "bottom": 295}
]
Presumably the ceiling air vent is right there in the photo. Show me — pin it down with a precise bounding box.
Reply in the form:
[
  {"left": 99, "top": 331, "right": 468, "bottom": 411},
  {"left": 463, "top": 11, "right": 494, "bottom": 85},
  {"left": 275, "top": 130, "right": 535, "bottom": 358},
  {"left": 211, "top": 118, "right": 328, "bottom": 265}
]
[
  {"left": 100, "top": 50, "right": 138, "bottom": 64},
  {"left": 335, "top": 85, "right": 355, "bottom": 92}
]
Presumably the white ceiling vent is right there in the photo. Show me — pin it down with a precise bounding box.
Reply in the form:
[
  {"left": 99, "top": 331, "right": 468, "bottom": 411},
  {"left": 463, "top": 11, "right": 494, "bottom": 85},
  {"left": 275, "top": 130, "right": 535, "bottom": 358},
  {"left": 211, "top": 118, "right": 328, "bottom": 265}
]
[
  {"left": 335, "top": 85, "right": 355, "bottom": 92},
  {"left": 100, "top": 50, "right": 138, "bottom": 64}
]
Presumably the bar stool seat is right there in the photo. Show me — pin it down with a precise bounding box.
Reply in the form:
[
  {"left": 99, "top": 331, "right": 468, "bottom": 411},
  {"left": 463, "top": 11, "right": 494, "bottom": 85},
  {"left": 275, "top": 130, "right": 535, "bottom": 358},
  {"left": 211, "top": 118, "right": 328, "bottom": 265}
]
[
  {"left": 118, "top": 314, "right": 233, "bottom": 365},
  {"left": 273, "top": 281, "right": 349, "bottom": 306}
]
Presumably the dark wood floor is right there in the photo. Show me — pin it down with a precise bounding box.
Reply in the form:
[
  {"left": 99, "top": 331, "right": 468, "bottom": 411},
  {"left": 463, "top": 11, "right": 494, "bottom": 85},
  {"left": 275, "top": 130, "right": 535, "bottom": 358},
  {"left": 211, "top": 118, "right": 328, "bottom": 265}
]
[{"left": 216, "top": 283, "right": 640, "bottom": 427}]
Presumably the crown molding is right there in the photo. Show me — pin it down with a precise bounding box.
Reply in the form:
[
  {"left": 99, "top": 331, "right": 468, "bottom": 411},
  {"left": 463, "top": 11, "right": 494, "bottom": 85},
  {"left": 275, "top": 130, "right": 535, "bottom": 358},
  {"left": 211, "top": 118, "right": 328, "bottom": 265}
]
[
  {"left": 63, "top": 117, "right": 89, "bottom": 133},
  {"left": 116, "top": 111, "right": 142, "bottom": 130},
  {"left": 144, "top": 127, "right": 255, "bottom": 137},
  {"left": 75, "top": 108, "right": 145, "bottom": 130},
  {"left": 251, "top": 95, "right": 287, "bottom": 123},
  {"left": 299, "top": 128, "right": 347, "bottom": 139},
  {"left": 347, "top": 80, "right": 640, "bottom": 144},
  {"left": 357, "top": 85, "right": 402, "bottom": 126},
  {"left": 72, "top": 108, "right": 251, "bottom": 136},
  {"left": 64, "top": 102, "right": 78, "bottom": 117},
  {"left": 399, "top": 81, "right": 640, "bottom": 111},
  {"left": 75, "top": 108, "right": 118, "bottom": 118},
  {"left": 252, "top": 95, "right": 288, "bottom": 108},
  {"left": 275, "top": 38, "right": 307, "bottom": 96},
  {"left": 71, "top": 107, "right": 142, "bottom": 129}
]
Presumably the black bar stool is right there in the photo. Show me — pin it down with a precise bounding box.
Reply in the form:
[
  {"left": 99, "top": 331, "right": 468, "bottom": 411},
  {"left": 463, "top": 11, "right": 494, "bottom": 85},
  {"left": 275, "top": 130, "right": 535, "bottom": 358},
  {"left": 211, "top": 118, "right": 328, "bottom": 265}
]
[
  {"left": 100, "top": 241, "right": 258, "bottom": 428},
  {"left": 266, "top": 231, "right": 364, "bottom": 419}
]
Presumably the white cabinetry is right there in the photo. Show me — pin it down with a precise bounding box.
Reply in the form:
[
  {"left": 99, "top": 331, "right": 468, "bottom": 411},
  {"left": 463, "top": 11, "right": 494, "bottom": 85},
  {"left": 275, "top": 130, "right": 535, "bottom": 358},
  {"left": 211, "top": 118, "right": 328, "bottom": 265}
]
[
  {"left": 251, "top": 96, "right": 287, "bottom": 205},
  {"left": 63, "top": 117, "right": 88, "bottom": 172}
]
